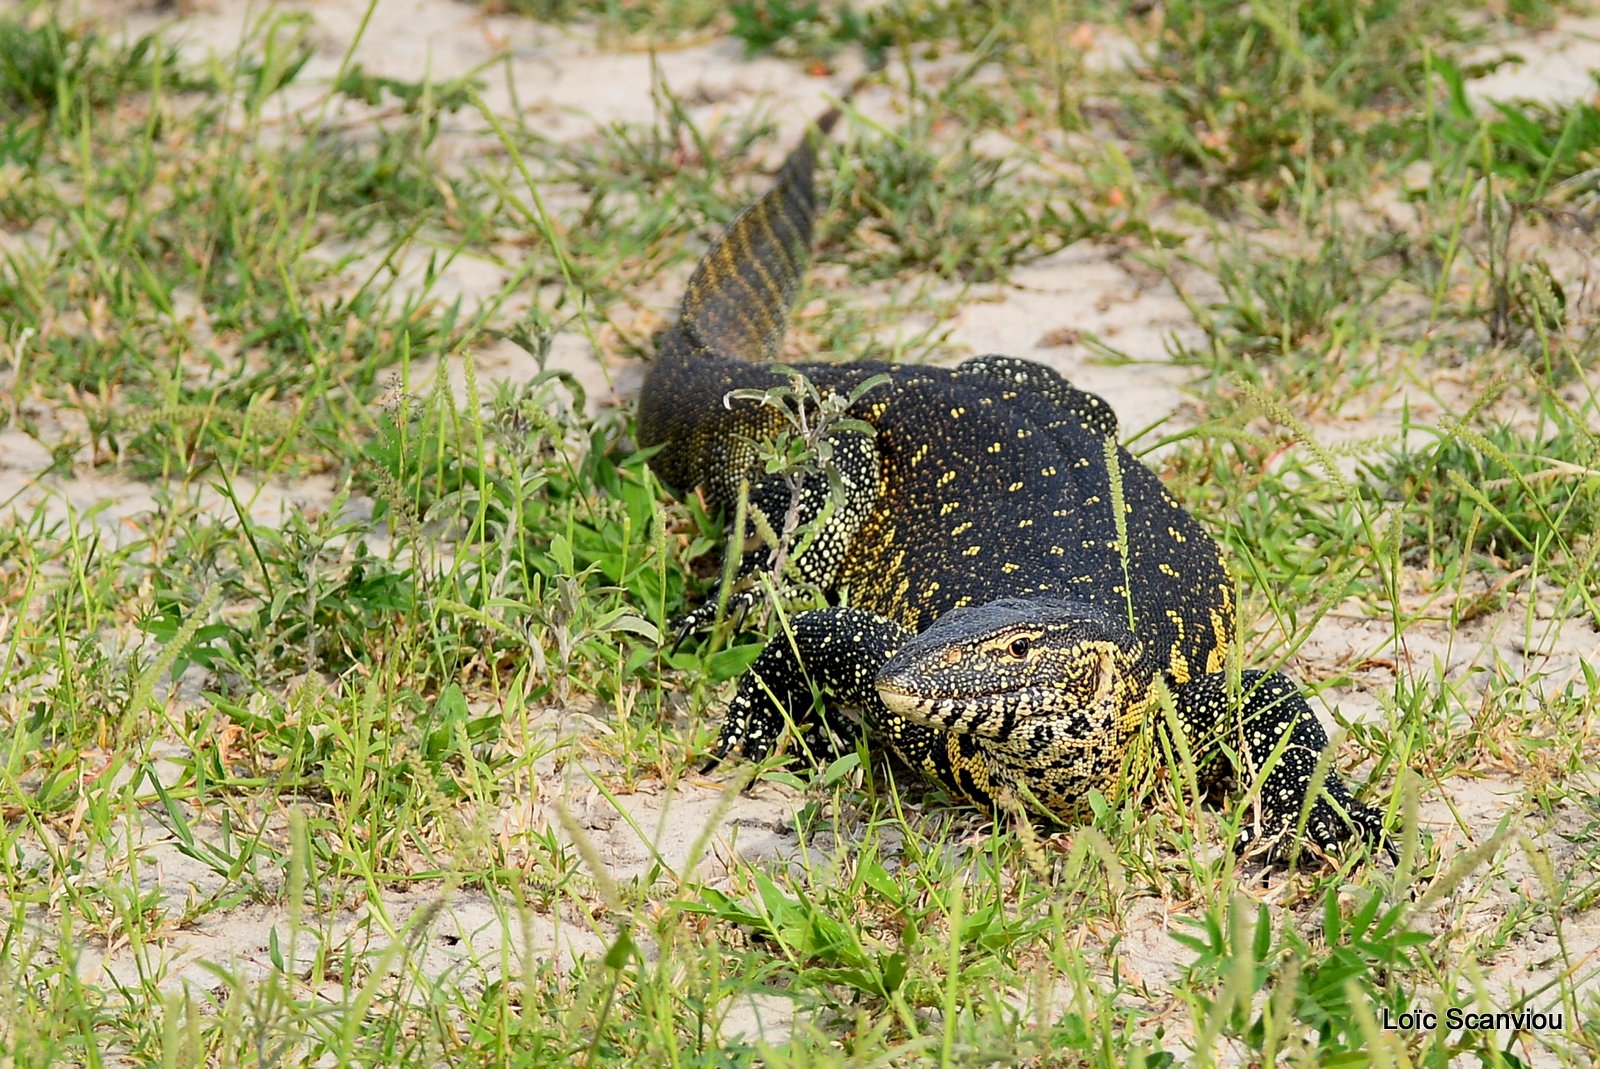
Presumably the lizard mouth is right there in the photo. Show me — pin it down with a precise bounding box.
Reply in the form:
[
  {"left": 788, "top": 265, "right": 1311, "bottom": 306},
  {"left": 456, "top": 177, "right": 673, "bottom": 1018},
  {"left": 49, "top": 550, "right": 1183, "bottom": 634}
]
[
  {"left": 876, "top": 657, "right": 1032, "bottom": 708},
  {"left": 874, "top": 680, "right": 938, "bottom": 720},
  {"left": 876, "top": 680, "right": 1056, "bottom": 735}
]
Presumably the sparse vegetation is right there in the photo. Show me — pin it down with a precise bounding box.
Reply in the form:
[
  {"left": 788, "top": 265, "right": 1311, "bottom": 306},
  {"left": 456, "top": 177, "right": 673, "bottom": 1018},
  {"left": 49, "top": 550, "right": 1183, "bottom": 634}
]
[{"left": 1, "top": 0, "right": 1597, "bottom": 1066}]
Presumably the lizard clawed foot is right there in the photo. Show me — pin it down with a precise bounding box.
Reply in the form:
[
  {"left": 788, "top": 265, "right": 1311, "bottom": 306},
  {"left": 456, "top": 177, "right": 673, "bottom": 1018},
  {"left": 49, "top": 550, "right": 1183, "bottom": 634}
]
[
  {"left": 1236, "top": 794, "right": 1394, "bottom": 867},
  {"left": 699, "top": 723, "right": 781, "bottom": 776},
  {"left": 669, "top": 590, "right": 760, "bottom": 654},
  {"left": 698, "top": 741, "right": 733, "bottom": 774}
]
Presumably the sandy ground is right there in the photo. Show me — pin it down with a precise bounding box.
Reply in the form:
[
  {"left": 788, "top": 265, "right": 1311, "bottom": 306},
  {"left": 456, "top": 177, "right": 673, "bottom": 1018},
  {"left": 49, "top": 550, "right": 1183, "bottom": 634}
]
[{"left": 7, "top": 0, "right": 1600, "bottom": 1053}]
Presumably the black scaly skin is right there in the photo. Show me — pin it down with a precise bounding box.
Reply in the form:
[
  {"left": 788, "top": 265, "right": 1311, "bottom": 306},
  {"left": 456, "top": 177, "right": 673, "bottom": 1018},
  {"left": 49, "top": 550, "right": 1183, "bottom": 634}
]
[{"left": 637, "top": 118, "right": 1390, "bottom": 863}]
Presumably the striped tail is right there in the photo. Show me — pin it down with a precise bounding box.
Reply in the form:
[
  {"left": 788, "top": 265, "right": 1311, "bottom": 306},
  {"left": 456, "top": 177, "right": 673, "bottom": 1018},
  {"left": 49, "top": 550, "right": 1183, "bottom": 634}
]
[
  {"left": 637, "top": 108, "right": 842, "bottom": 496},
  {"left": 676, "top": 107, "right": 840, "bottom": 364}
]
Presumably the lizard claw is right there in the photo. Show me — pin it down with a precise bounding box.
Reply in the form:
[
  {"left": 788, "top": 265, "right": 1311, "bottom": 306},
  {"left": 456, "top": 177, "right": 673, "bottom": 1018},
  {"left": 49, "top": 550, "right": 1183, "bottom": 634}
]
[
  {"left": 1311, "top": 794, "right": 1394, "bottom": 863},
  {"left": 669, "top": 612, "right": 702, "bottom": 656},
  {"left": 668, "top": 590, "right": 760, "bottom": 653},
  {"left": 700, "top": 719, "right": 769, "bottom": 774}
]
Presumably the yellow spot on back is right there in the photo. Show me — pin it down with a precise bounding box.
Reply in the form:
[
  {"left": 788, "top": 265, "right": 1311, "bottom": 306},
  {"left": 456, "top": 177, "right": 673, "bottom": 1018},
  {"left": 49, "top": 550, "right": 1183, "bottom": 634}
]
[
  {"left": 1206, "top": 608, "right": 1230, "bottom": 673},
  {"left": 1168, "top": 647, "right": 1191, "bottom": 683}
]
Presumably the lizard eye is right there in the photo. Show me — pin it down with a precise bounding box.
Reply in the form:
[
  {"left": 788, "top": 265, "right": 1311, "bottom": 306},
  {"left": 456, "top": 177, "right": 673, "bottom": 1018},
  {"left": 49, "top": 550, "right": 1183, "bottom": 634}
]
[{"left": 1007, "top": 637, "right": 1031, "bottom": 658}]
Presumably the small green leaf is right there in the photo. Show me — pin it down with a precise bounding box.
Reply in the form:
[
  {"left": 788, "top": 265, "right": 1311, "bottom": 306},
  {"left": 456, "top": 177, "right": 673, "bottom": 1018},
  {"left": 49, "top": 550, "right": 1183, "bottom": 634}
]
[{"left": 603, "top": 930, "right": 636, "bottom": 969}]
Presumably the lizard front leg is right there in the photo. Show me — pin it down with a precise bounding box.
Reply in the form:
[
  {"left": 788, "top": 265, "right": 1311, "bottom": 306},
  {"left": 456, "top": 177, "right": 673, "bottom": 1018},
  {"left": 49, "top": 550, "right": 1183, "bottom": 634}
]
[
  {"left": 706, "top": 606, "right": 912, "bottom": 769},
  {"left": 707, "top": 606, "right": 1017, "bottom": 816},
  {"left": 1171, "top": 670, "right": 1391, "bottom": 862}
]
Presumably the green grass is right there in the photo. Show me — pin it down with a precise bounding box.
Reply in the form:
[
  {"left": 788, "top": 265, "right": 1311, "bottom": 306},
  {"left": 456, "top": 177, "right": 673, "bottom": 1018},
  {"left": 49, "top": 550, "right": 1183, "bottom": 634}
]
[
  {"left": 482, "top": 0, "right": 722, "bottom": 37},
  {"left": 2, "top": 0, "right": 1599, "bottom": 1066}
]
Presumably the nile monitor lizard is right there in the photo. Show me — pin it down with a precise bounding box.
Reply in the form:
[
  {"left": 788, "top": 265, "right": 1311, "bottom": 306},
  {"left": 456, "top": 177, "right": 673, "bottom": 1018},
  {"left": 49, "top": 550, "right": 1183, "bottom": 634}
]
[{"left": 637, "top": 115, "right": 1390, "bottom": 862}]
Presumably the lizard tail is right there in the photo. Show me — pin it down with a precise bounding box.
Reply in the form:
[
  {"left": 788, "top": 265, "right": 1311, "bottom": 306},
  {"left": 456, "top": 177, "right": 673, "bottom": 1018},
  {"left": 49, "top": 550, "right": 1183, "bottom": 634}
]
[
  {"left": 674, "top": 106, "right": 841, "bottom": 365},
  {"left": 636, "top": 103, "right": 847, "bottom": 493}
]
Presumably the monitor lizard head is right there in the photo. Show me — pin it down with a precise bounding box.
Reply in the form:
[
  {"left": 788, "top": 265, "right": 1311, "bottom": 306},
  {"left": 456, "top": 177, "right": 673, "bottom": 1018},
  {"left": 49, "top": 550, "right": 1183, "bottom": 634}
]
[{"left": 874, "top": 597, "right": 1153, "bottom": 742}]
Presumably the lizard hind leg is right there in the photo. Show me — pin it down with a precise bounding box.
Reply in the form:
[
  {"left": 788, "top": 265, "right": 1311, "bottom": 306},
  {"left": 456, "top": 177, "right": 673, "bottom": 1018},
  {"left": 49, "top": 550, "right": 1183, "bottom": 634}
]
[
  {"left": 669, "top": 425, "right": 880, "bottom": 651},
  {"left": 954, "top": 354, "right": 1120, "bottom": 439}
]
